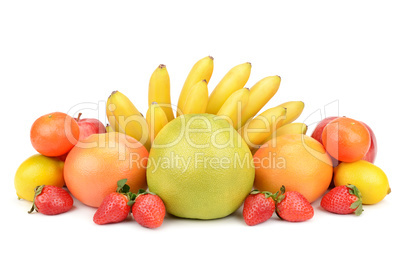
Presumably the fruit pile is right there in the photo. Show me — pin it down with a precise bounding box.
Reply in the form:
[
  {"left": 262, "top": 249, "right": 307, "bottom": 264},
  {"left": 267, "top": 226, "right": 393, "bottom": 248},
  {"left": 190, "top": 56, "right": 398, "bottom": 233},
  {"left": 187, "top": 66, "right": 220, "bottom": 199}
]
[
  {"left": 14, "top": 56, "right": 390, "bottom": 228},
  {"left": 311, "top": 116, "right": 390, "bottom": 205}
]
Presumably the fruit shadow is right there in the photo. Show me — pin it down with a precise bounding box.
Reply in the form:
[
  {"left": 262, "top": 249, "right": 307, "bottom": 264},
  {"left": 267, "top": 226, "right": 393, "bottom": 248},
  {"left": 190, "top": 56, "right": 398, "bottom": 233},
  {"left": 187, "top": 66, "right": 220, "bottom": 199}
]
[
  {"left": 162, "top": 207, "right": 251, "bottom": 227},
  {"left": 162, "top": 205, "right": 284, "bottom": 227},
  {"left": 233, "top": 206, "right": 284, "bottom": 224}
]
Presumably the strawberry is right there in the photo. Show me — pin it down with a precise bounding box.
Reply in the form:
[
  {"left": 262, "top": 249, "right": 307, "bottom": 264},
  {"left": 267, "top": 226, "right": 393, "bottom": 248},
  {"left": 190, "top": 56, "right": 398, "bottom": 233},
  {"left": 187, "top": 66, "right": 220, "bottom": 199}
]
[
  {"left": 321, "top": 184, "right": 363, "bottom": 215},
  {"left": 28, "top": 185, "right": 73, "bottom": 215},
  {"left": 131, "top": 190, "right": 166, "bottom": 229},
  {"left": 93, "top": 179, "right": 135, "bottom": 225},
  {"left": 243, "top": 190, "right": 277, "bottom": 226},
  {"left": 275, "top": 186, "right": 314, "bottom": 222}
]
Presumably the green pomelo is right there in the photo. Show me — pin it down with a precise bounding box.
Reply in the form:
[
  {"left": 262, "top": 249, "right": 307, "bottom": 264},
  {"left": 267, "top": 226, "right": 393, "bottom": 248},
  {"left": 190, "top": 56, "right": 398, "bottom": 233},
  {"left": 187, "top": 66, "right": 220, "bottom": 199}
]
[{"left": 147, "top": 114, "right": 255, "bottom": 220}]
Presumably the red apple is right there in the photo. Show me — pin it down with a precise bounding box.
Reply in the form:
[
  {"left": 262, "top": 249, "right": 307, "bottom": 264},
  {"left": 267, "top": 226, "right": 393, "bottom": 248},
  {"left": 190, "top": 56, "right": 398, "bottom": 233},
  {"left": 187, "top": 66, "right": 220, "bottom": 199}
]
[
  {"left": 361, "top": 122, "right": 377, "bottom": 163},
  {"left": 311, "top": 116, "right": 338, "bottom": 144},
  {"left": 311, "top": 116, "right": 377, "bottom": 164},
  {"left": 311, "top": 116, "right": 340, "bottom": 167},
  {"left": 56, "top": 153, "right": 69, "bottom": 162},
  {"left": 75, "top": 113, "right": 107, "bottom": 141}
]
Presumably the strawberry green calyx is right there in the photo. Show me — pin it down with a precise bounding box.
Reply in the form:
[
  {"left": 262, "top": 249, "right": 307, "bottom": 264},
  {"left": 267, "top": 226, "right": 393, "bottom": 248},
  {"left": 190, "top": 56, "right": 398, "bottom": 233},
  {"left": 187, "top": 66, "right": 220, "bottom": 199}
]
[
  {"left": 129, "top": 189, "right": 157, "bottom": 205},
  {"left": 347, "top": 184, "right": 363, "bottom": 216},
  {"left": 126, "top": 193, "right": 136, "bottom": 207},
  {"left": 275, "top": 185, "right": 287, "bottom": 204},
  {"left": 274, "top": 186, "right": 286, "bottom": 220},
  {"left": 115, "top": 179, "right": 137, "bottom": 206},
  {"left": 126, "top": 189, "right": 153, "bottom": 206},
  {"left": 28, "top": 185, "right": 45, "bottom": 214},
  {"left": 116, "top": 179, "right": 130, "bottom": 194},
  {"left": 249, "top": 189, "right": 261, "bottom": 195},
  {"left": 136, "top": 189, "right": 148, "bottom": 195},
  {"left": 249, "top": 189, "right": 279, "bottom": 200}
]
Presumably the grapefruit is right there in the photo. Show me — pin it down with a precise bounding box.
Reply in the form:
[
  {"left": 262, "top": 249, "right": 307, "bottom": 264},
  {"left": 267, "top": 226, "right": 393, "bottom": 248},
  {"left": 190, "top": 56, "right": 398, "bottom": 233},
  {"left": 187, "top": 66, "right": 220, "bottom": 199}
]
[
  {"left": 254, "top": 134, "right": 333, "bottom": 203},
  {"left": 64, "top": 132, "right": 148, "bottom": 207},
  {"left": 147, "top": 114, "right": 255, "bottom": 220}
]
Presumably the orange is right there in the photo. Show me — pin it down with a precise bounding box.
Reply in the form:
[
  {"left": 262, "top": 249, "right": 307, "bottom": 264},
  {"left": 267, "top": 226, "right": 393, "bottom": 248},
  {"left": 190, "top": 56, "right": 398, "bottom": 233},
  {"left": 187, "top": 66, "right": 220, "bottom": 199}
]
[
  {"left": 254, "top": 134, "right": 333, "bottom": 203},
  {"left": 64, "top": 132, "right": 148, "bottom": 207},
  {"left": 30, "top": 112, "right": 80, "bottom": 157},
  {"left": 322, "top": 117, "right": 370, "bottom": 162}
]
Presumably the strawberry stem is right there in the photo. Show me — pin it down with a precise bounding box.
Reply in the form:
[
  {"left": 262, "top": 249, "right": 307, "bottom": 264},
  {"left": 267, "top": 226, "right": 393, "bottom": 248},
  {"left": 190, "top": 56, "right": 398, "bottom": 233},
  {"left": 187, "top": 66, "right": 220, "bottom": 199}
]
[
  {"left": 347, "top": 184, "right": 363, "bottom": 216},
  {"left": 28, "top": 185, "right": 45, "bottom": 214},
  {"left": 129, "top": 189, "right": 154, "bottom": 206},
  {"left": 250, "top": 189, "right": 261, "bottom": 195},
  {"left": 274, "top": 185, "right": 286, "bottom": 204},
  {"left": 115, "top": 178, "right": 138, "bottom": 207},
  {"left": 126, "top": 192, "right": 137, "bottom": 206},
  {"left": 137, "top": 189, "right": 148, "bottom": 195}
]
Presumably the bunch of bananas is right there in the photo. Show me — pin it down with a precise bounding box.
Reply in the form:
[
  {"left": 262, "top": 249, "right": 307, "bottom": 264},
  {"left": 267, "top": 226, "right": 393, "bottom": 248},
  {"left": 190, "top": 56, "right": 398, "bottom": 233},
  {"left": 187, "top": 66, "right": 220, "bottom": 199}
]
[{"left": 106, "top": 56, "right": 306, "bottom": 153}]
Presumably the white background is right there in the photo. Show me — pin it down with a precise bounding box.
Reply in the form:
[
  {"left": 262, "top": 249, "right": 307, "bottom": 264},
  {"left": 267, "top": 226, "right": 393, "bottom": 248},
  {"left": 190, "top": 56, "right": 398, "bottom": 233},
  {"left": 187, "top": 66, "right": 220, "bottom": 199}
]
[{"left": 1, "top": 1, "right": 401, "bottom": 267}]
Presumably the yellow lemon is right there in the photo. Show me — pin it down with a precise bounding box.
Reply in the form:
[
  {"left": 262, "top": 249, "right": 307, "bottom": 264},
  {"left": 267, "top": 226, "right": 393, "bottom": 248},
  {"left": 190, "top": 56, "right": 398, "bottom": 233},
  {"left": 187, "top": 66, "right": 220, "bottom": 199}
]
[
  {"left": 334, "top": 160, "right": 390, "bottom": 204},
  {"left": 147, "top": 114, "right": 255, "bottom": 220},
  {"left": 14, "top": 154, "right": 65, "bottom": 201}
]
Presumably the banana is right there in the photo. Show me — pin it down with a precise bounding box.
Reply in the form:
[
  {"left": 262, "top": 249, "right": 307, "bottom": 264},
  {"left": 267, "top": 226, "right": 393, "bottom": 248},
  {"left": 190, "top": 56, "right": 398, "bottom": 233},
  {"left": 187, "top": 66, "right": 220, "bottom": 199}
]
[
  {"left": 107, "top": 91, "right": 150, "bottom": 150},
  {"left": 106, "top": 96, "right": 118, "bottom": 131},
  {"left": 148, "top": 64, "right": 175, "bottom": 122},
  {"left": 206, "top": 62, "right": 252, "bottom": 115},
  {"left": 105, "top": 124, "right": 114, "bottom": 133},
  {"left": 146, "top": 102, "right": 169, "bottom": 143},
  {"left": 239, "top": 106, "right": 287, "bottom": 150},
  {"left": 251, "top": 122, "right": 308, "bottom": 154},
  {"left": 240, "top": 75, "right": 281, "bottom": 127},
  {"left": 217, "top": 87, "right": 249, "bottom": 129},
  {"left": 181, "top": 80, "right": 209, "bottom": 115},
  {"left": 177, "top": 56, "right": 214, "bottom": 116},
  {"left": 277, "top": 101, "right": 305, "bottom": 125},
  {"left": 272, "top": 122, "right": 308, "bottom": 138}
]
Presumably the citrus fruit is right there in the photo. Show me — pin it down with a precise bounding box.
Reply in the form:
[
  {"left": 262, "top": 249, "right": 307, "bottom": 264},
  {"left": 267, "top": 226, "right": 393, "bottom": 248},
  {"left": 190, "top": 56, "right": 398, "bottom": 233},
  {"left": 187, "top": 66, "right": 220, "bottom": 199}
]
[
  {"left": 334, "top": 160, "right": 390, "bottom": 204},
  {"left": 14, "top": 154, "right": 65, "bottom": 201},
  {"left": 253, "top": 134, "right": 333, "bottom": 203},
  {"left": 311, "top": 116, "right": 338, "bottom": 144},
  {"left": 147, "top": 114, "right": 255, "bottom": 220},
  {"left": 322, "top": 117, "right": 370, "bottom": 162},
  {"left": 64, "top": 132, "right": 148, "bottom": 207},
  {"left": 30, "top": 112, "right": 80, "bottom": 157}
]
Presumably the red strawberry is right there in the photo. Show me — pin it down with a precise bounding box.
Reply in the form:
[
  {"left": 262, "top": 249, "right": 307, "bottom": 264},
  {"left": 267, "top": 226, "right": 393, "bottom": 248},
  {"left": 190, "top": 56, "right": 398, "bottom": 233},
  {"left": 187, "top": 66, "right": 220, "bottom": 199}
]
[
  {"left": 275, "top": 186, "right": 314, "bottom": 222},
  {"left": 132, "top": 190, "right": 166, "bottom": 229},
  {"left": 243, "top": 190, "right": 277, "bottom": 226},
  {"left": 321, "top": 184, "right": 363, "bottom": 215},
  {"left": 28, "top": 185, "right": 73, "bottom": 215},
  {"left": 93, "top": 179, "right": 135, "bottom": 225}
]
